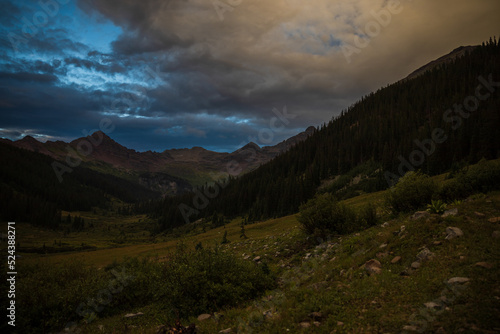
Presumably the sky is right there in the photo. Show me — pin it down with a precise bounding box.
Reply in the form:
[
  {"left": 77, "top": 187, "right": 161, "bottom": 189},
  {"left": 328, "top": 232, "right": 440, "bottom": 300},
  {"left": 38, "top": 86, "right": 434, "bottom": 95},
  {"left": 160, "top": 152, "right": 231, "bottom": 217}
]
[{"left": 0, "top": 0, "right": 499, "bottom": 152}]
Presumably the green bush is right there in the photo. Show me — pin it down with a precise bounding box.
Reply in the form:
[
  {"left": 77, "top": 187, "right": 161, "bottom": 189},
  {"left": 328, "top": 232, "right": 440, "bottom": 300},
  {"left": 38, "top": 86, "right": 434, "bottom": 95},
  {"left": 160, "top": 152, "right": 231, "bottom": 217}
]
[
  {"left": 440, "top": 159, "right": 500, "bottom": 201},
  {"left": 427, "top": 199, "right": 447, "bottom": 214},
  {"left": 16, "top": 247, "right": 275, "bottom": 333},
  {"left": 298, "top": 193, "right": 360, "bottom": 236},
  {"left": 386, "top": 171, "right": 437, "bottom": 213}
]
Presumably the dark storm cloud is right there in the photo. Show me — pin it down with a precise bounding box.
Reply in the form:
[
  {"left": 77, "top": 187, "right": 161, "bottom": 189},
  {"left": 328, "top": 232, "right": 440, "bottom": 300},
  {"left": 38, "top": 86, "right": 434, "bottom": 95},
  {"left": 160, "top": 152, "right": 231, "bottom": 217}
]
[{"left": 1, "top": 0, "right": 499, "bottom": 152}]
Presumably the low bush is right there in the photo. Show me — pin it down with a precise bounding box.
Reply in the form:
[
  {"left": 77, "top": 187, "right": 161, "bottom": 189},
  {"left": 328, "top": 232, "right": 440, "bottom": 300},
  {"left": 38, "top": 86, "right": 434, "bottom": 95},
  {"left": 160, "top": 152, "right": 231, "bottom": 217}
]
[
  {"left": 16, "top": 247, "right": 275, "bottom": 333},
  {"left": 386, "top": 171, "right": 437, "bottom": 213},
  {"left": 440, "top": 159, "right": 500, "bottom": 201},
  {"left": 298, "top": 193, "right": 361, "bottom": 236}
]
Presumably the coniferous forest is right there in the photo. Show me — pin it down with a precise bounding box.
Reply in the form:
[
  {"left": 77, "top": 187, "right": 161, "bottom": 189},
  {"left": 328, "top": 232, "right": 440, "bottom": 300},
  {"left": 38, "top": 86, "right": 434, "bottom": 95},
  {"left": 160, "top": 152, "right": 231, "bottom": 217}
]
[{"left": 150, "top": 39, "right": 500, "bottom": 229}]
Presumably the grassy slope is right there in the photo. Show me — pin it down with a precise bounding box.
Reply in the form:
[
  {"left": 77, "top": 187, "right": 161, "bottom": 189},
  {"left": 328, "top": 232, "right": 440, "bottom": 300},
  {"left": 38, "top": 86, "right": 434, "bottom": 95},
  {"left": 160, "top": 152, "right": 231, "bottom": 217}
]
[
  {"left": 12, "top": 167, "right": 500, "bottom": 333},
  {"left": 76, "top": 192, "right": 498, "bottom": 334}
]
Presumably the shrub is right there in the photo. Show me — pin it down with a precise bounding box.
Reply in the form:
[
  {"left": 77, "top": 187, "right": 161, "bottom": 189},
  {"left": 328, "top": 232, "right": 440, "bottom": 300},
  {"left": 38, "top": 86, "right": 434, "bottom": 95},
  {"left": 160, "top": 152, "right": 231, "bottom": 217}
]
[
  {"left": 298, "top": 193, "right": 359, "bottom": 236},
  {"left": 386, "top": 171, "right": 437, "bottom": 213},
  {"left": 360, "top": 203, "right": 379, "bottom": 227},
  {"left": 427, "top": 199, "right": 447, "bottom": 214},
  {"left": 440, "top": 159, "right": 500, "bottom": 201}
]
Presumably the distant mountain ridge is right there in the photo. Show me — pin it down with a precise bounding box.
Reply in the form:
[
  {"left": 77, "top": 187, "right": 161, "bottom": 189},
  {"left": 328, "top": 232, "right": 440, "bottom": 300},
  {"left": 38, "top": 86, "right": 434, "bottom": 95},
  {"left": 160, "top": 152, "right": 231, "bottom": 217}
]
[{"left": 3, "top": 126, "right": 316, "bottom": 190}]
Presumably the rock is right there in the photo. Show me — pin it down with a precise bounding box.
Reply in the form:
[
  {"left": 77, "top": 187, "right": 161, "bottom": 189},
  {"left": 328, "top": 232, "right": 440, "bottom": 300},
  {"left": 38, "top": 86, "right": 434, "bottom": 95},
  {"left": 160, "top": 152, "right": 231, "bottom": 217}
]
[
  {"left": 475, "top": 262, "right": 493, "bottom": 269},
  {"left": 424, "top": 301, "right": 441, "bottom": 309},
  {"left": 379, "top": 243, "right": 388, "bottom": 249},
  {"left": 391, "top": 256, "right": 402, "bottom": 264},
  {"left": 442, "top": 208, "right": 458, "bottom": 217},
  {"left": 124, "top": 312, "right": 144, "bottom": 318},
  {"left": 411, "top": 211, "right": 430, "bottom": 220},
  {"left": 308, "top": 312, "right": 323, "bottom": 320},
  {"left": 381, "top": 222, "right": 390, "bottom": 228},
  {"left": 253, "top": 256, "right": 261, "bottom": 262},
  {"left": 243, "top": 255, "right": 250, "bottom": 260},
  {"left": 197, "top": 314, "right": 211, "bottom": 321},
  {"left": 403, "top": 325, "right": 418, "bottom": 331},
  {"left": 488, "top": 217, "right": 500, "bottom": 223},
  {"left": 299, "top": 322, "right": 311, "bottom": 328},
  {"left": 433, "top": 241, "right": 442, "bottom": 246},
  {"left": 98, "top": 325, "right": 104, "bottom": 331},
  {"left": 416, "top": 248, "right": 434, "bottom": 262},
  {"left": 313, "top": 321, "right": 321, "bottom": 327},
  {"left": 411, "top": 261, "right": 421, "bottom": 269},
  {"left": 447, "top": 277, "right": 470, "bottom": 284},
  {"left": 376, "top": 252, "right": 388, "bottom": 259},
  {"left": 365, "top": 259, "right": 382, "bottom": 275},
  {"left": 337, "top": 321, "right": 344, "bottom": 326},
  {"left": 445, "top": 227, "right": 463, "bottom": 240},
  {"left": 492, "top": 231, "right": 500, "bottom": 238},
  {"left": 475, "top": 212, "right": 485, "bottom": 217},
  {"left": 219, "top": 328, "right": 232, "bottom": 334}
]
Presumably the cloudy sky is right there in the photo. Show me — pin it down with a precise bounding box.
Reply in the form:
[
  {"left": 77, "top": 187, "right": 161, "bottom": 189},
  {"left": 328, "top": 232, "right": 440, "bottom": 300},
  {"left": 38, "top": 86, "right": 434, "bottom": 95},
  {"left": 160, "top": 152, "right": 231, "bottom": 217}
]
[{"left": 0, "top": 0, "right": 498, "bottom": 152}]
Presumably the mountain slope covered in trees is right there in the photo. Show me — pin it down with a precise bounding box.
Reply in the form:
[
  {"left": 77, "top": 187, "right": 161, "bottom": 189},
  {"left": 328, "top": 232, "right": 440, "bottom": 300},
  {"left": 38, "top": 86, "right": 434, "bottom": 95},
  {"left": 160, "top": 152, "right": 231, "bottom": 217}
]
[{"left": 151, "top": 39, "right": 500, "bottom": 229}]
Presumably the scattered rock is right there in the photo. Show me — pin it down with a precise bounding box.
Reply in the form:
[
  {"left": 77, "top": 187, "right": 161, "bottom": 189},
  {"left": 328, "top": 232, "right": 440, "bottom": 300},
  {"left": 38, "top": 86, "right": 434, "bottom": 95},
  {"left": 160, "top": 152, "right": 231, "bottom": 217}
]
[
  {"left": 364, "top": 259, "right": 382, "bottom": 275},
  {"left": 488, "top": 217, "right": 500, "bottom": 223},
  {"left": 197, "top": 314, "right": 211, "bottom": 321},
  {"left": 411, "top": 211, "right": 430, "bottom": 220},
  {"left": 442, "top": 208, "right": 458, "bottom": 217},
  {"left": 219, "top": 328, "right": 232, "bottom": 334},
  {"left": 416, "top": 248, "right": 434, "bottom": 262},
  {"left": 492, "top": 231, "right": 500, "bottom": 238},
  {"left": 475, "top": 212, "right": 485, "bottom": 217},
  {"left": 411, "top": 262, "right": 421, "bottom": 269},
  {"left": 424, "top": 301, "right": 441, "bottom": 309},
  {"left": 447, "top": 277, "right": 470, "bottom": 284},
  {"left": 475, "top": 262, "right": 493, "bottom": 269},
  {"left": 253, "top": 256, "right": 261, "bottom": 262},
  {"left": 308, "top": 312, "right": 323, "bottom": 320},
  {"left": 391, "top": 256, "right": 402, "bottom": 264},
  {"left": 299, "top": 322, "right": 311, "bottom": 328},
  {"left": 124, "top": 312, "right": 144, "bottom": 318},
  {"left": 445, "top": 227, "right": 464, "bottom": 240},
  {"left": 403, "top": 325, "right": 418, "bottom": 331}
]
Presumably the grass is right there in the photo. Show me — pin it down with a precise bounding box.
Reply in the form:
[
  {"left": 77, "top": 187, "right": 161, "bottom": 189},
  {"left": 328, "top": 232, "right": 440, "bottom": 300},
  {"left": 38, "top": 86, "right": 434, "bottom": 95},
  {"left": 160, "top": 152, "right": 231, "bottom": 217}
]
[{"left": 6, "top": 164, "right": 500, "bottom": 333}]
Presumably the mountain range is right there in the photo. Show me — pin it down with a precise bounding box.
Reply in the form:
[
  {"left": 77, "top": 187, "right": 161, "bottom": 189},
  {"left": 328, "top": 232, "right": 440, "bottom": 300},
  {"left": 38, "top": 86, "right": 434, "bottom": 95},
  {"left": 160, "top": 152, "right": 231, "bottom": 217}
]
[{"left": 1, "top": 126, "right": 316, "bottom": 193}]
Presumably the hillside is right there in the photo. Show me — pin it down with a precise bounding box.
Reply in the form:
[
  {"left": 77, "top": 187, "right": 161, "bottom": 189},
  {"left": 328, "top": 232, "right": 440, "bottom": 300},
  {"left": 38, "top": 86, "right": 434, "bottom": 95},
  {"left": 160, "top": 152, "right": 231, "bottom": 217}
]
[
  {"left": 176, "top": 40, "right": 500, "bottom": 225},
  {"left": 10, "top": 165, "right": 500, "bottom": 333}
]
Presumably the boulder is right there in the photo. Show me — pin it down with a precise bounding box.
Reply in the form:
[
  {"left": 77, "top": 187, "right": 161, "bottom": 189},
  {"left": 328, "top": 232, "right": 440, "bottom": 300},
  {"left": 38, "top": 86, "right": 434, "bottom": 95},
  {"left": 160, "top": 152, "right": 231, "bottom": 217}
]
[
  {"left": 391, "top": 256, "right": 402, "bottom": 264},
  {"left": 447, "top": 277, "right": 470, "bottom": 284},
  {"left": 364, "top": 259, "right": 382, "bottom": 275},
  {"left": 445, "top": 227, "right": 463, "bottom": 240},
  {"left": 416, "top": 248, "right": 434, "bottom": 262},
  {"left": 442, "top": 208, "right": 458, "bottom": 217},
  {"left": 197, "top": 314, "right": 211, "bottom": 321},
  {"left": 411, "top": 211, "right": 430, "bottom": 220}
]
